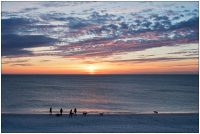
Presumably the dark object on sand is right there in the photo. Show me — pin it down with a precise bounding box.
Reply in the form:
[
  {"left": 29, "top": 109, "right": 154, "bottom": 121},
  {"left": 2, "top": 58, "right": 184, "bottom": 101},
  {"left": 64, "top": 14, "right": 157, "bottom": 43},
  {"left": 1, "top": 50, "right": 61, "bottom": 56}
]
[
  {"left": 74, "top": 108, "right": 77, "bottom": 115},
  {"left": 49, "top": 107, "right": 52, "bottom": 115},
  {"left": 154, "top": 111, "right": 158, "bottom": 114},
  {"left": 60, "top": 108, "right": 63, "bottom": 115},
  {"left": 99, "top": 113, "right": 104, "bottom": 116},
  {"left": 69, "top": 109, "right": 73, "bottom": 118},
  {"left": 83, "top": 112, "right": 87, "bottom": 116},
  {"left": 56, "top": 113, "right": 61, "bottom": 116}
]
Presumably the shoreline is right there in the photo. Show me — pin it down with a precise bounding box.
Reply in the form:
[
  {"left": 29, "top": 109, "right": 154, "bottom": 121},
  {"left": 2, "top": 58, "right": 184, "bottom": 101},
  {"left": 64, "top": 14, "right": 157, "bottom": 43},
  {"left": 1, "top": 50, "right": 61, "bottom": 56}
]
[{"left": 1, "top": 112, "right": 198, "bottom": 115}]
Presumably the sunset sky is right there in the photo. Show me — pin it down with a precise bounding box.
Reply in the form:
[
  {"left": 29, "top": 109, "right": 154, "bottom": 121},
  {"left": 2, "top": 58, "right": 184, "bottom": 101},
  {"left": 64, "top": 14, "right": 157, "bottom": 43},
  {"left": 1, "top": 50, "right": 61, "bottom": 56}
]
[{"left": 2, "top": 2, "right": 199, "bottom": 74}]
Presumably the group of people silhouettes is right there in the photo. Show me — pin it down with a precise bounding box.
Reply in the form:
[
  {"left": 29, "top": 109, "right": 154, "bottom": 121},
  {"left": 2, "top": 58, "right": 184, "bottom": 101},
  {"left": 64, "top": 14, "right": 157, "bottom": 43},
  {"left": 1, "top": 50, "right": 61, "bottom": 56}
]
[
  {"left": 69, "top": 108, "right": 77, "bottom": 118},
  {"left": 49, "top": 107, "right": 77, "bottom": 117}
]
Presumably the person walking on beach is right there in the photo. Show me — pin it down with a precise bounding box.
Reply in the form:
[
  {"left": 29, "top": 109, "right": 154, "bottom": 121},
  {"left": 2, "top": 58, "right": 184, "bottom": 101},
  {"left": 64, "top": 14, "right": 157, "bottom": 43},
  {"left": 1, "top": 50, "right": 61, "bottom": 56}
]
[
  {"left": 74, "top": 108, "right": 77, "bottom": 116},
  {"left": 60, "top": 108, "right": 63, "bottom": 115},
  {"left": 50, "top": 107, "right": 52, "bottom": 115},
  {"left": 69, "top": 109, "right": 73, "bottom": 118}
]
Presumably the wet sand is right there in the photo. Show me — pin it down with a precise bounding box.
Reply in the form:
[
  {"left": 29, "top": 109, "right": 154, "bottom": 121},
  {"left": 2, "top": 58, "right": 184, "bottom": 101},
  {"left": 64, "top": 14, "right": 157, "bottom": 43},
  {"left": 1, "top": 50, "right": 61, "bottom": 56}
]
[{"left": 2, "top": 113, "right": 198, "bottom": 133}]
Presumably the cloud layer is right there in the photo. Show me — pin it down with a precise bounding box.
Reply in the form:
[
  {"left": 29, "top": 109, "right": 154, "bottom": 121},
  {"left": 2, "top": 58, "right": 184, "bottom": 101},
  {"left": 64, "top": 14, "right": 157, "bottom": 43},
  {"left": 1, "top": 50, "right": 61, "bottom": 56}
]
[{"left": 2, "top": 2, "right": 199, "bottom": 62}]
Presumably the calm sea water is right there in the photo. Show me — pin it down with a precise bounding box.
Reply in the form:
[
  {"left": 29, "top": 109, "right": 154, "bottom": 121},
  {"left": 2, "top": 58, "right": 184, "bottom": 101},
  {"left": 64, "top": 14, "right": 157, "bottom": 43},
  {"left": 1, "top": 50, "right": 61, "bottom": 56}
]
[{"left": 2, "top": 75, "right": 199, "bottom": 114}]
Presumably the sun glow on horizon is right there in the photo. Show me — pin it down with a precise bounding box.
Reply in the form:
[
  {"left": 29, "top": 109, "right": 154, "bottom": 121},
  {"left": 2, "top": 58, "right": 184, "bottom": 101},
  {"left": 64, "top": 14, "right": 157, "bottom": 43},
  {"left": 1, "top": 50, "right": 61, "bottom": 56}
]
[{"left": 85, "top": 65, "right": 97, "bottom": 74}]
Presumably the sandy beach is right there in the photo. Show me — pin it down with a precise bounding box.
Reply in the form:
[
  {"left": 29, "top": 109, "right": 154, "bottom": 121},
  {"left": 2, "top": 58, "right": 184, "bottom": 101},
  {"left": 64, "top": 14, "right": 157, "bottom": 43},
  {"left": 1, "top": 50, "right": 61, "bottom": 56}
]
[{"left": 2, "top": 113, "right": 198, "bottom": 133}]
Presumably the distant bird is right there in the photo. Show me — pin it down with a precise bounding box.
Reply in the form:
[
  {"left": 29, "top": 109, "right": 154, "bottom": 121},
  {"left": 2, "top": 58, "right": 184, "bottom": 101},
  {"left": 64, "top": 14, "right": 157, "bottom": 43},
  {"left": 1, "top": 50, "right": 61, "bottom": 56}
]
[{"left": 153, "top": 111, "right": 158, "bottom": 114}]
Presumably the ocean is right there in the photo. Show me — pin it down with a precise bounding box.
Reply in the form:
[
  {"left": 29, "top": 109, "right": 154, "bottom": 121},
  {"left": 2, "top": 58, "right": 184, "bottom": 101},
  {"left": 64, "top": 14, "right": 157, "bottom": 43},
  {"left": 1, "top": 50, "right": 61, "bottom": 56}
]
[{"left": 1, "top": 74, "right": 199, "bottom": 114}]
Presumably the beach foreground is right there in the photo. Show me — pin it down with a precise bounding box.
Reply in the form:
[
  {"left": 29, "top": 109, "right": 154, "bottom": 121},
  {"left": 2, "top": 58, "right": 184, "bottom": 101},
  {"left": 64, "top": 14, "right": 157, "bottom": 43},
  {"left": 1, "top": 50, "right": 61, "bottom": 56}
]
[{"left": 2, "top": 113, "right": 198, "bottom": 133}]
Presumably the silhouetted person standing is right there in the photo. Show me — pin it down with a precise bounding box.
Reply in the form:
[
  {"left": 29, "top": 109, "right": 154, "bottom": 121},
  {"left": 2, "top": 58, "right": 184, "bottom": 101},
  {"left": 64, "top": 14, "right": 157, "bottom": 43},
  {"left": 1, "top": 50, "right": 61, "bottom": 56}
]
[
  {"left": 50, "top": 107, "right": 52, "bottom": 115},
  {"left": 74, "top": 108, "right": 77, "bottom": 115},
  {"left": 69, "top": 109, "right": 73, "bottom": 118},
  {"left": 60, "top": 108, "right": 63, "bottom": 115}
]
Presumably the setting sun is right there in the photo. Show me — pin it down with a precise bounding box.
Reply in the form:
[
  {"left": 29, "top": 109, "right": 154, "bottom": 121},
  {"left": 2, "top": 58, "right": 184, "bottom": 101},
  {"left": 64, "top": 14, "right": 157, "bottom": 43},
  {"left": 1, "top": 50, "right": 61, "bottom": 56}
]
[{"left": 86, "top": 65, "right": 97, "bottom": 74}]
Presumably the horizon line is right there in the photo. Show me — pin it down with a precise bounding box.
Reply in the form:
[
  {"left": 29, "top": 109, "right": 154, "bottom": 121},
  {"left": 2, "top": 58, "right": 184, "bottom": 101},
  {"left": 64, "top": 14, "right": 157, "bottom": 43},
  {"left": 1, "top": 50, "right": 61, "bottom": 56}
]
[{"left": 1, "top": 73, "right": 199, "bottom": 75}]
